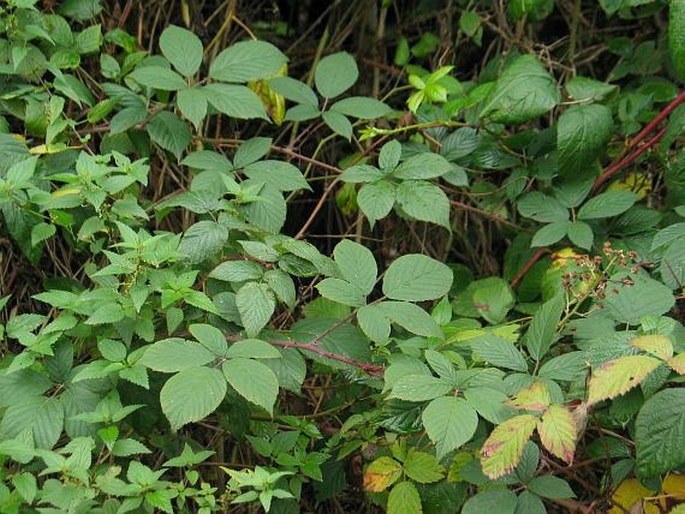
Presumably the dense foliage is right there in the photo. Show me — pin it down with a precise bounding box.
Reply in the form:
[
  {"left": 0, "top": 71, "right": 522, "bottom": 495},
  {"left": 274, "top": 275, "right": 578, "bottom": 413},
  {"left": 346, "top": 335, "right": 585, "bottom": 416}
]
[{"left": 1, "top": 0, "right": 685, "bottom": 512}]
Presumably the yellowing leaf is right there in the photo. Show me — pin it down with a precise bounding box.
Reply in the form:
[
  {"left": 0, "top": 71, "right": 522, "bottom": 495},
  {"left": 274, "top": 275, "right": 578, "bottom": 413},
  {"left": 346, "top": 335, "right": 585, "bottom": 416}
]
[
  {"left": 248, "top": 63, "right": 287, "bottom": 126},
  {"left": 29, "top": 143, "right": 69, "bottom": 155},
  {"left": 480, "top": 414, "right": 537, "bottom": 479},
  {"left": 608, "top": 478, "right": 658, "bottom": 514},
  {"left": 52, "top": 187, "right": 81, "bottom": 198},
  {"left": 668, "top": 353, "right": 685, "bottom": 375},
  {"left": 607, "top": 172, "right": 652, "bottom": 199},
  {"left": 363, "top": 456, "right": 402, "bottom": 492},
  {"left": 537, "top": 404, "right": 577, "bottom": 464},
  {"left": 587, "top": 355, "right": 662, "bottom": 406},
  {"left": 550, "top": 247, "right": 582, "bottom": 270},
  {"left": 509, "top": 382, "right": 551, "bottom": 411},
  {"left": 662, "top": 474, "right": 685, "bottom": 506},
  {"left": 631, "top": 334, "right": 673, "bottom": 360}
]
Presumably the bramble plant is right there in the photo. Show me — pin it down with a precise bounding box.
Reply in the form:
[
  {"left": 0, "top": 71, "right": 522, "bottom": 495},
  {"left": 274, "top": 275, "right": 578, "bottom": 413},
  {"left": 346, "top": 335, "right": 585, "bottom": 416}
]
[{"left": 1, "top": 0, "right": 685, "bottom": 513}]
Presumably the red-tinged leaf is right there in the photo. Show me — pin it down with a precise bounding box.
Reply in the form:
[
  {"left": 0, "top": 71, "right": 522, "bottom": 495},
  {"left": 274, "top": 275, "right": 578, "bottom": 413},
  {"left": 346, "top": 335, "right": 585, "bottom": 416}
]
[
  {"left": 668, "top": 353, "right": 685, "bottom": 375},
  {"left": 363, "top": 457, "right": 402, "bottom": 493},
  {"left": 587, "top": 355, "right": 662, "bottom": 406},
  {"left": 630, "top": 334, "right": 673, "bottom": 360},
  {"left": 509, "top": 382, "right": 551, "bottom": 412},
  {"left": 480, "top": 414, "right": 537, "bottom": 479},
  {"left": 537, "top": 404, "right": 577, "bottom": 464}
]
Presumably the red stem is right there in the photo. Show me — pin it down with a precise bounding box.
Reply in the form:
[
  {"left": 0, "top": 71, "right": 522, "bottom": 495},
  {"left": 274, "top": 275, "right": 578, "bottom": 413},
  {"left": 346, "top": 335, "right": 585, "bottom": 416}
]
[
  {"left": 510, "top": 248, "right": 548, "bottom": 289},
  {"left": 592, "top": 126, "right": 667, "bottom": 193}
]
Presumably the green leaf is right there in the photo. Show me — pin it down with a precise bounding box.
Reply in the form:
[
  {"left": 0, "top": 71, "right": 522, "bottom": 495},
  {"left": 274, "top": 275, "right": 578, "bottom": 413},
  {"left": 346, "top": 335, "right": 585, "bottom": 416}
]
[
  {"left": 210, "top": 40, "right": 287, "bottom": 82},
  {"left": 422, "top": 397, "right": 478, "bottom": 459},
  {"left": 389, "top": 375, "right": 454, "bottom": 402},
  {"left": 480, "top": 414, "right": 538, "bottom": 479},
  {"left": 635, "top": 388, "right": 685, "bottom": 477},
  {"left": 531, "top": 221, "right": 569, "bottom": 247},
  {"left": 203, "top": 84, "right": 268, "bottom": 120},
  {"left": 357, "top": 304, "right": 392, "bottom": 343},
  {"left": 379, "top": 140, "right": 402, "bottom": 169},
  {"left": 471, "top": 334, "right": 528, "bottom": 372},
  {"left": 515, "top": 491, "right": 546, "bottom": 514},
  {"left": 567, "top": 221, "right": 594, "bottom": 250},
  {"left": 587, "top": 355, "right": 662, "bottom": 405},
  {"left": 177, "top": 87, "right": 207, "bottom": 129},
  {"left": 315, "top": 278, "right": 367, "bottom": 307},
  {"left": 209, "top": 260, "right": 264, "bottom": 282},
  {"left": 578, "top": 191, "right": 637, "bottom": 220},
  {"left": 223, "top": 358, "right": 279, "bottom": 413},
  {"left": 160, "top": 25, "right": 203, "bottom": 77},
  {"left": 393, "top": 153, "right": 454, "bottom": 180},
  {"left": 179, "top": 221, "right": 228, "bottom": 264},
  {"left": 463, "top": 387, "right": 515, "bottom": 424},
  {"left": 235, "top": 282, "right": 276, "bottom": 337},
  {"left": 76, "top": 24, "right": 102, "bottom": 54},
  {"left": 148, "top": 111, "right": 191, "bottom": 159},
  {"left": 315, "top": 52, "right": 358, "bottom": 98},
  {"left": 558, "top": 104, "right": 613, "bottom": 177},
  {"left": 189, "top": 324, "right": 228, "bottom": 356},
  {"left": 669, "top": 0, "right": 685, "bottom": 82},
  {"left": 160, "top": 367, "right": 227, "bottom": 430},
  {"left": 234, "top": 137, "right": 272, "bottom": 167},
  {"left": 387, "top": 481, "right": 423, "bottom": 514},
  {"left": 396, "top": 181, "right": 451, "bottom": 229},
  {"left": 263, "top": 269, "right": 296, "bottom": 308},
  {"left": 518, "top": 192, "right": 569, "bottom": 223},
  {"left": 566, "top": 76, "right": 617, "bottom": 102},
  {"left": 225, "top": 339, "right": 281, "bottom": 359},
  {"left": 112, "top": 438, "right": 152, "bottom": 456},
  {"left": 139, "top": 338, "right": 216, "bottom": 372},
  {"left": 358, "top": 181, "right": 396, "bottom": 226},
  {"left": 244, "top": 160, "right": 310, "bottom": 191},
  {"left": 524, "top": 294, "right": 564, "bottom": 360},
  {"left": 334, "top": 239, "right": 377, "bottom": 295},
  {"left": 403, "top": 450, "right": 445, "bottom": 483},
  {"left": 31, "top": 222, "right": 56, "bottom": 247},
  {"left": 268, "top": 76, "right": 318, "bottom": 106},
  {"left": 363, "top": 456, "right": 402, "bottom": 492},
  {"left": 12, "top": 472, "right": 37, "bottom": 504},
  {"left": 330, "top": 96, "right": 391, "bottom": 119},
  {"left": 378, "top": 301, "right": 442, "bottom": 338},
  {"left": 480, "top": 55, "right": 560, "bottom": 124},
  {"left": 383, "top": 254, "right": 453, "bottom": 301},
  {"left": 462, "top": 490, "right": 517, "bottom": 514},
  {"left": 537, "top": 404, "right": 578, "bottom": 464},
  {"left": 527, "top": 476, "right": 576, "bottom": 499},
  {"left": 468, "top": 277, "right": 516, "bottom": 324},
  {"left": 538, "top": 351, "right": 587, "bottom": 381},
  {"left": 322, "top": 110, "right": 353, "bottom": 139},
  {"left": 0, "top": 396, "right": 63, "bottom": 449},
  {"left": 129, "top": 65, "right": 187, "bottom": 90},
  {"left": 341, "top": 164, "right": 383, "bottom": 183},
  {"left": 604, "top": 273, "right": 675, "bottom": 324}
]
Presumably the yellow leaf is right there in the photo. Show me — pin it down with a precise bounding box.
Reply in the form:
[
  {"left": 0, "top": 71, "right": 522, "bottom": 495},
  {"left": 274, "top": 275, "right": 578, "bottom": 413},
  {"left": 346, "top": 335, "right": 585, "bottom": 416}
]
[
  {"left": 248, "top": 63, "right": 287, "bottom": 126},
  {"left": 587, "top": 355, "right": 662, "bottom": 406},
  {"left": 608, "top": 478, "right": 658, "bottom": 514},
  {"left": 668, "top": 353, "right": 685, "bottom": 375},
  {"left": 363, "top": 456, "right": 402, "bottom": 493},
  {"left": 662, "top": 474, "right": 685, "bottom": 506},
  {"left": 509, "top": 382, "right": 551, "bottom": 411},
  {"left": 480, "top": 414, "right": 537, "bottom": 479},
  {"left": 631, "top": 334, "right": 674, "bottom": 360},
  {"left": 537, "top": 404, "right": 577, "bottom": 464},
  {"left": 607, "top": 172, "right": 652, "bottom": 199}
]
